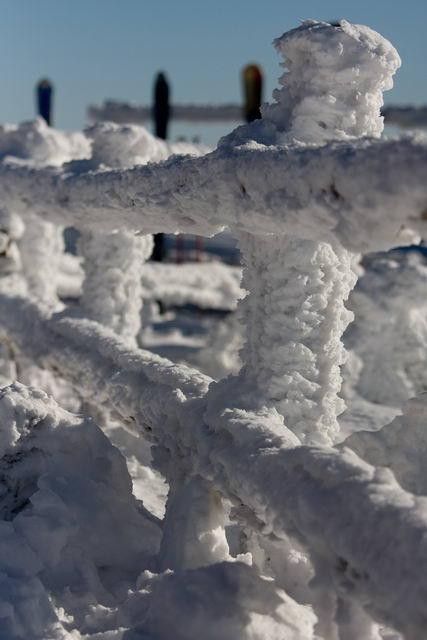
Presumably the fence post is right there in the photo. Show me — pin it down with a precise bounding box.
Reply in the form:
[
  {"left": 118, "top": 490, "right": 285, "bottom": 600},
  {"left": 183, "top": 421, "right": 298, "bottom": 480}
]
[
  {"left": 153, "top": 72, "right": 170, "bottom": 140},
  {"left": 151, "top": 72, "right": 171, "bottom": 262},
  {"left": 19, "top": 214, "right": 65, "bottom": 308},
  {"left": 242, "top": 64, "right": 262, "bottom": 122},
  {"left": 36, "top": 78, "right": 53, "bottom": 126},
  {"left": 215, "top": 21, "right": 400, "bottom": 636},
  {"left": 28, "top": 80, "right": 66, "bottom": 311},
  {"left": 78, "top": 230, "right": 153, "bottom": 347},
  {"left": 225, "top": 21, "right": 400, "bottom": 447}
]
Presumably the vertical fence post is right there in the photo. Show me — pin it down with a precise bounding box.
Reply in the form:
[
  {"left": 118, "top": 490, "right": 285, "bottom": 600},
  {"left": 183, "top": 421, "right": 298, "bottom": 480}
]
[
  {"left": 242, "top": 64, "right": 263, "bottom": 123},
  {"left": 208, "top": 21, "right": 400, "bottom": 638},
  {"left": 151, "top": 72, "right": 171, "bottom": 262},
  {"left": 25, "top": 80, "right": 64, "bottom": 308},
  {"left": 19, "top": 214, "right": 64, "bottom": 308},
  {"left": 36, "top": 78, "right": 54, "bottom": 126},
  {"left": 153, "top": 72, "right": 170, "bottom": 140},
  {"left": 79, "top": 231, "right": 153, "bottom": 347}
]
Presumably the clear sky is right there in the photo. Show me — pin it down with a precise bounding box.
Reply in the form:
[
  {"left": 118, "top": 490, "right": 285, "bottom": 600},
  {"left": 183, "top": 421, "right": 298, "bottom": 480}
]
[{"left": 0, "top": 0, "right": 426, "bottom": 142}]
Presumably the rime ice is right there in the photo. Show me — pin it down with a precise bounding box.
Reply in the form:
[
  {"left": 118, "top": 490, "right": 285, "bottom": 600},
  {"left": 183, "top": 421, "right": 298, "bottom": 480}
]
[
  {"left": 263, "top": 20, "right": 401, "bottom": 144},
  {"left": 0, "top": 17, "right": 425, "bottom": 640}
]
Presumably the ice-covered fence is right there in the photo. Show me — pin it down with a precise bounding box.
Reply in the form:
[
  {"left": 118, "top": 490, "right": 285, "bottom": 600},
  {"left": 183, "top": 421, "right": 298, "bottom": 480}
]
[
  {"left": 2, "top": 19, "right": 427, "bottom": 638},
  {"left": 2, "top": 296, "right": 427, "bottom": 638}
]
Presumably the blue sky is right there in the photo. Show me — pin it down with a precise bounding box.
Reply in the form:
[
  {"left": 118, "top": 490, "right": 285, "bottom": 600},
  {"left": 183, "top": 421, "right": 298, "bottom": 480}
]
[{"left": 0, "top": 0, "right": 426, "bottom": 142}]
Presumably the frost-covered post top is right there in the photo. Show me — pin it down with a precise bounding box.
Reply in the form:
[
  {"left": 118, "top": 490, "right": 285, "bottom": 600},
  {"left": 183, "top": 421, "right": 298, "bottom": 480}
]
[
  {"left": 262, "top": 19, "right": 401, "bottom": 144},
  {"left": 227, "top": 20, "right": 402, "bottom": 446}
]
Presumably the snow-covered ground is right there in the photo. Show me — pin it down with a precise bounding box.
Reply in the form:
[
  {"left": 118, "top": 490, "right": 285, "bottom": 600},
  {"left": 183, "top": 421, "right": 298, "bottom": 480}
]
[{"left": 1, "top": 18, "right": 427, "bottom": 640}]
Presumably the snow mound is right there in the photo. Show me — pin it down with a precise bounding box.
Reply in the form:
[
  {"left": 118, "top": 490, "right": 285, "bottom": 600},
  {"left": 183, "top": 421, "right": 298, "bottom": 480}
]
[
  {"left": 0, "top": 382, "right": 160, "bottom": 639},
  {"left": 0, "top": 118, "right": 90, "bottom": 167},
  {"left": 130, "top": 562, "right": 316, "bottom": 640},
  {"left": 83, "top": 121, "right": 210, "bottom": 170}
]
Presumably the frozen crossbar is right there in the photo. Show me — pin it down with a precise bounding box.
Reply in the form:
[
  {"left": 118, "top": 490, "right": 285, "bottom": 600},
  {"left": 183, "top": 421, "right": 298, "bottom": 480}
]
[{"left": 0, "top": 136, "right": 426, "bottom": 253}]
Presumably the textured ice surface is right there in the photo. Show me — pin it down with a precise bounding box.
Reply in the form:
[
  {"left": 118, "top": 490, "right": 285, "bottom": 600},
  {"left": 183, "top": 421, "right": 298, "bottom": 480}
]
[
  {"left": 84, "top": 120, "right": 209, "bottom": 169},
  {"left": 0, "top": 117, "right": 90, "bottom": 167},
  {"left": 263, "top": 20, "right": 401, "bottom": 143},
  {"left": 0, "top": 17, "right": 425, "bottom": 640}
]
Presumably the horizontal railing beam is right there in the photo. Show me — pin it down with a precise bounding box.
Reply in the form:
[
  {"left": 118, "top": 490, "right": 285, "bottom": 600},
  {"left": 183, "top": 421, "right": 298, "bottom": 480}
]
[
  {"left": 1, "top": 136, "right": 427, "bottom": 251},
  {"left": 0, "top": 294, "right": 210, "bottom": 439}
]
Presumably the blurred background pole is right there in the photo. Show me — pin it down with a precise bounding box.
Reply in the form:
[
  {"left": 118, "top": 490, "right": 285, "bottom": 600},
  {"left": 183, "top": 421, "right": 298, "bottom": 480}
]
[
  {"left": 151, "top": 72, "right": 170, "bottom": 262},
  {"left": 153, "top": 72, "right": 170, "bottom": 139},
  {"left": 36, "top": 78, "right": 53, "bottom": 126},
  {"left": 242, "top": 64, "right": 263, "bottom": 123}
]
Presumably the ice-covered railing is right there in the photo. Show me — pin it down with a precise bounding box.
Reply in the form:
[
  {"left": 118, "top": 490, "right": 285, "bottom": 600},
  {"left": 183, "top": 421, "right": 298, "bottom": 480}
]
[
  {"left": 88, "top": 101, "right": 243, "bottom": 124},
  {"left": 2, "top": 19, "right": 427, "bottom": 638},
  {"left": 88, "top": 98, "right": 427, "bottom": 130}
]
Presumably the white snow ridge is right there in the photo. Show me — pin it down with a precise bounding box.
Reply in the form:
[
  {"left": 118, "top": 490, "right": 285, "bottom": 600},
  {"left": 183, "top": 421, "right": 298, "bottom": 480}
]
[{"left": 0, "top": 18, "right": 426, "bottom": 640}]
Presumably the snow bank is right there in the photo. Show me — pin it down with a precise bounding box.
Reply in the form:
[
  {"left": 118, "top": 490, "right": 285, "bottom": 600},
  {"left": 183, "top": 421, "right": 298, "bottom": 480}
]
[
  {"left": 0, "top": 382, "right": 161, "bottom": 639},
  {"left": 57, "top": 257, "right": 243, "bottom": 312},
  {"left": 131, "top": 562, "right": 316, "bottom": 640}
]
